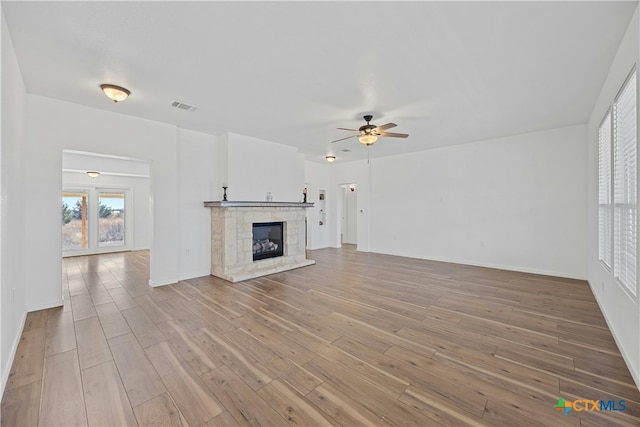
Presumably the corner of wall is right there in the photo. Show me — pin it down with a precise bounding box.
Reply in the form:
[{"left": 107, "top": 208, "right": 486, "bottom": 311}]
[
  {"left": 1, "top": 6, "right": 29, "bottom": 398},
  {"left": 0, "top": 308, "right": 26, "bottom": 398}
]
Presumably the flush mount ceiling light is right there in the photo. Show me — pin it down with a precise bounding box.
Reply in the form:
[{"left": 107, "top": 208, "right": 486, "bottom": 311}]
[
  {"left": 86, "top": 171, "right": 100, "bottom": 178},
  {"left": 325, "top": 155, "right": 336, "bottom": 163},
  {"left": 100, "top": 84, "right": 130, "bottom": 103}
]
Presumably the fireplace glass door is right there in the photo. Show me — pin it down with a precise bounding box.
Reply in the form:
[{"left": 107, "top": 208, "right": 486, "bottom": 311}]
[{"left": 253, "top": 222, "right": 284, "bottom": 261}]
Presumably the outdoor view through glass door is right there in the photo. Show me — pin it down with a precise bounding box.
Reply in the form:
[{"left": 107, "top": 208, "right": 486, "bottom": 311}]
[
  {"left": 62, "top": 188, "right": 131, "bottom": 256},
  {"left": 62, "top": 191, "right": 89, "bottom": 251},
  {"left": 98, "top": 192, "right": 125, "bottom": 248}
]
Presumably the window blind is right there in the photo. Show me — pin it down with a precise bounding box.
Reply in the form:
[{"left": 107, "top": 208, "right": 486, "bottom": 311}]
[
  {"left": 613, "top": 70, "right": 637, "bottom": 296},
  {"left": 599, "top": 111, "right": 612, "bottom": 268}
]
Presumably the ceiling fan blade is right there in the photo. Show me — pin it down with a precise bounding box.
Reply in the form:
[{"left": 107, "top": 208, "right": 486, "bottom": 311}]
[
  {"left": 331, "top": 134, "right": 358, "bottom": 143},
  {"left": 379, "top": 132, "right": 409, "bottom": 138},
  {"left": 375, "top": 123, "right": 397, "bottom": 131},
  {"left": 337, "top": 127, "right": 359, "bottom": 131}
]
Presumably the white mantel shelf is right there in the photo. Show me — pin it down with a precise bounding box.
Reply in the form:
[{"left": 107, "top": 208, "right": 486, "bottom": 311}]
[{"left": 203, "top": 201, "right": 314, "bottom": 208}]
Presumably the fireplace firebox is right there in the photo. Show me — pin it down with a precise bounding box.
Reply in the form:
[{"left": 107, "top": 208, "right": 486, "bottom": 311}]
[{"left": 252, "top": 222, "right": 284, "bottom": 261}]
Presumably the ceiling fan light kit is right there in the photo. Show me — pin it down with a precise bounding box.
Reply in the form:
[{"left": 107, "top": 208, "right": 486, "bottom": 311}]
[
  {"left": 332, "top": 114, "right": 408, "bottom": 146},
  {"left": 359, "top": 134, "right": 378, "bottom": 145}
]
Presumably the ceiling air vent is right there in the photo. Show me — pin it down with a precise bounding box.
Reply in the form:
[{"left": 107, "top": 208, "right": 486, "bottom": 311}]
[
  {"left": 341, "top": 149, "right": 351, "bottom": 152},
  {"left": 169, "top": 100, "right": 198, "bottom": 112}
]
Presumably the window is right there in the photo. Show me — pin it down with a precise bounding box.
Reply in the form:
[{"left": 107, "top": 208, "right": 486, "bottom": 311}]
[
  {"left": 599, "top": 111, "right": 612, "bottom": 268},
  {"left": 98, "top": 192, "right": 126, "bottom": 248},
  {"left": 599, "top": 68, "right": 637, "bottom": 297},
  {"left": 613, "top": 69, "right": 637, "bottom": 296},
  {"left": 62, "top": 192, "right": 90, "bottom": 251}
]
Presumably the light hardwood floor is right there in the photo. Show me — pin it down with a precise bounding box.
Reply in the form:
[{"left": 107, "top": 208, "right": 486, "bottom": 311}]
[{"left": 2, "top": 247, "right": 640, "bottom": 426}]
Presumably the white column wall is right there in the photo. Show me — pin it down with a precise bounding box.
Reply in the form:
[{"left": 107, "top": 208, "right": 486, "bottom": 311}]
[
  {"left": 226, "top": 132, "right": 305, "bottom": 203},
  {"left": 177, "top": 128, "right": 217, "bottom": 280},
  {"left": 1, "top": 7, "right": 28, "bottom": 394}
]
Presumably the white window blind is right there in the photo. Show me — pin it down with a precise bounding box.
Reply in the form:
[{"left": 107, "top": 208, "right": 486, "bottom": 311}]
[
  {"left": 599, "top": 111, "right": 612, "bottom": 268},
  {"left": 613, "top": 70, "right": 637, "bottom": 296}
]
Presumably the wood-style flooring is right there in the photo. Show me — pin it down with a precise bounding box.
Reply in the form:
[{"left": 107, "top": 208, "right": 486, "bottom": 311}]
[{"left": 2, "top": 247, "right": 640, "bottom": 426}]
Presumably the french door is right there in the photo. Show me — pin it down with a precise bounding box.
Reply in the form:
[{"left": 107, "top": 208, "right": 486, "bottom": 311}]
[{"left": 62, "top": 188, "right": 132, "bottom": 256}]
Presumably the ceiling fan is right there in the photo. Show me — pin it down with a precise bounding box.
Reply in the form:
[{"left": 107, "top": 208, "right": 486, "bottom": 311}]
[{"left": 331, "top": 115, "right": 409, "bottom": 145}]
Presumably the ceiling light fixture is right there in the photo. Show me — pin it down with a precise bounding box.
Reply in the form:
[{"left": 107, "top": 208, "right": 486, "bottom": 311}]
[
  {"left": 359, "top": 134, "right": 378, "bottom": 145},
  {"left": 325, "top": 155, "right": 336, "bottom": 163},
  {"left": 86, "top": 171, "right": 100, "bottom": 178},
  {"left": 100, "top": 84, "right": 130, "bottom": 103}
]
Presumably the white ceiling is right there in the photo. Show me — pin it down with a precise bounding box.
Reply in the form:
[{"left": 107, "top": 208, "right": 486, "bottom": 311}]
[{"left": 3, "top": 1, "right": 637, "bottom": 163}]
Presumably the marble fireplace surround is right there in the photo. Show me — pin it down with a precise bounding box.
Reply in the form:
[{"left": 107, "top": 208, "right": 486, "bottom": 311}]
[{"left": 204, "top": 201, "right": 315, "bottom": 282}]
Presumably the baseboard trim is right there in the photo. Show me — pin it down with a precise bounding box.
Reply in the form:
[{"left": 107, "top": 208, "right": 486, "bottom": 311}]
[
  {"left": 178, "top": 270, "right": 211, "bottom": 281},
  {"left": 27, "top": 298, "right": 64, "bottom": 312},
  {"left": 148, "top": 277, "right": 178, "bottom": 287},
  {"left": 1, "top": 308, "right": 27, "bottom": 397},
  {"left": 367, "top": 249, "right": 586, "bottom": 280},
  {"left": 588, "top": 280, "right": 640, "bottom": 392},
  {"left": 452, "top": 259, "right": 586, "bottom": 281}
]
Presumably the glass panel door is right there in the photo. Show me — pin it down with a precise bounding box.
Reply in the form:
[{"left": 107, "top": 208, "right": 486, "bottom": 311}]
[
  {"left": 98, "top": 192, "right": 126, "bottom": 248},
  {"left": 62, "top": 192, "right": 89, "bottom": 251}
]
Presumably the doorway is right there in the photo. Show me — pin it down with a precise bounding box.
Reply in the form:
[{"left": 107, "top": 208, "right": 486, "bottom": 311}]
[
  {"left": 340, "top": 183, "right": 358, "bottom": 245},
  {"left": 62, "top": 150, "right": 151, "bottom": 257}
]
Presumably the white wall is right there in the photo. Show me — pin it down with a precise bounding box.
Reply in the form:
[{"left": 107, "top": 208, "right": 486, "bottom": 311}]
[
  {"left": 369, "top": 125, "right": 588, "bottom": 279},
  {"left": 216, "top": 133, "right": 229, "bottom": 200},
  {"left": 177, "top": 128, "right": 217, "bottom": 280},
  {"left": 26, "top": 95, "right": 179, "bottom": 305},
  {"left": 226, "top": 133, "right": 305, "bottom": 202},
  {"left": 24, "top": 97, "right": 309, "bottom": 313},
  {"left": 62, "top": 171, "right": 152, "bottom": 250},
  {"left": 63, "top": 151, "right": 151, "bottom": 177},
  {"left": 1, "top": 7, "right": 28, "bottom": 393},
  {"left": 587, "top": 5, "right": 639, "bottom": 387}
]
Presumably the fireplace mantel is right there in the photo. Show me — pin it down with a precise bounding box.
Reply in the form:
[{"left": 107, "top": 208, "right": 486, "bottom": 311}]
[
  {"left": 204, "top": 201, "right": 314, "bottom": 208},
  {"left": 204, "top": 201, "right": 315, "bottom": 282}
]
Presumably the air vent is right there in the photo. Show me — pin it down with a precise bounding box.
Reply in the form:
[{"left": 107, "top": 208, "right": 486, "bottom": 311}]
[
  {"left": 169, "top": 100, "right": 198, "bottom": 112},
  {"left": 341, "top": 149, "right": 351, "bottom": 152}
]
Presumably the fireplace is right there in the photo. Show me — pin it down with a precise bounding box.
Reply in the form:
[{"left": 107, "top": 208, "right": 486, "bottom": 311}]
[
  {"left": 205, "top": 201, "right": 314, "bottom": 282},
  {"left": 253, "top": 222, "right": 284, "bottom": 261}
]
